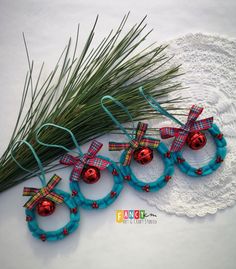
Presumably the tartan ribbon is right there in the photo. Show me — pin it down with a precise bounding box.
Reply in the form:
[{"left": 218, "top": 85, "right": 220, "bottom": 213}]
[
  {"left": 109, "top": 122, "right": 160, "bottom": 166},
  {"left": 23, "top": 174, "right": 64, "bottom": 210},
  {"left": 160, "top": 105, "right": 213, "bottom": 152},
  {"left": 60, "top": 140, "right": 110, "bottom": 181}
]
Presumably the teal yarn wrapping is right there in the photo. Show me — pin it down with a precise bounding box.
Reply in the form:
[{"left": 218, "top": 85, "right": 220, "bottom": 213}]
[
  {"left": 101, "top": 94, "right": 175, "bottom": 192},
  {"left": 25, "top": 189, "right": 80, "bottom": 241},
  {"left": 36, "top": 123, "right": 124, "bottom": 210},
  {"left": 173, "top": 124, "right": 227, "bottom": 177},
  {"left": 120, "top": 141, "right": 175, "bottom": 192},
  {"left": 70, "top": 156, "right": 124, "bottom": 209},
  {"left": 139, "top": 86, "right": 227, "bottom": 178}
]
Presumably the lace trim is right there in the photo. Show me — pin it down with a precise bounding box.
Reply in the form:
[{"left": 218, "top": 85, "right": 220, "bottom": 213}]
[{"left": 136, "top": 33, "right": 236, "bottom": 217}]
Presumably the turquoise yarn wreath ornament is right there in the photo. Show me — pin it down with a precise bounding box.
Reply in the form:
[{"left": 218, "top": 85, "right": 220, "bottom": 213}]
[
  {"left": 140, "top": 87, "right": 227, "bottom": 177},
  {"left": 36, "top": 124, "right": 124, "bottom": 210},
  {"left": 11, "top": 140, "right": 80, "bottom": 242},
  {"left": 101, "top": 96, "right": 175, "bottom": 192}
]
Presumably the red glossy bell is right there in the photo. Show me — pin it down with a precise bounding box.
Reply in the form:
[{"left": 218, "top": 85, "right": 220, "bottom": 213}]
[
  {"left": 133, "top": 147, "right": 153, "bottom": 165},
  {"left": 186, "top": 131, "right": 207, "bottom": 150},
  {"left": 81, "top": 165, "right": 100, "bottom": 184},
  {"left": 37, "top": 198, "right": 55, "bottom": 217}
]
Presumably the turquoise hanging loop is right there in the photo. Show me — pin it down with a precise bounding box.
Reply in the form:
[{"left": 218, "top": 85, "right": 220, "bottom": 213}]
[
  {"left": 101, "top": 95, "right": 135, "bottom": 140},
  {"left": 139, "top": 86, "right": 183, "bottom": 126},
  {"left": 11, "top": 140, "right": 46, "bottom": 186},
  {"left": 36, "top": 123, "right": 83, "bottom": 156}
]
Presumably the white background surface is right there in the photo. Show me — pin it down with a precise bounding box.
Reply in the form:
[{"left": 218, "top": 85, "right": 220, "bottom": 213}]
[{"left": 0, "top": 1, "right": 236, "bottom": 269}]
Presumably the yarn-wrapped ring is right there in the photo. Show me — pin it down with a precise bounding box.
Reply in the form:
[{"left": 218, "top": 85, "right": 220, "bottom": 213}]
[
  {"left": 70, "top": 156, "right": 124, "bottom": 209},
  {"left": 120, "top": 140, "right": 175, "bottom": 192},
  {"left": 173, "top": 124, "right": 227, "bottom": 177},
  {"left": 25, "top": 189, "right": 80, "bottom": 241}
]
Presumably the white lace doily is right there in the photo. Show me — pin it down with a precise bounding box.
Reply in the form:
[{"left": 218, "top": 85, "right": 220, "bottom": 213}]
[{"left": 134, "top": 33, "right": 236, "bottom": 217}]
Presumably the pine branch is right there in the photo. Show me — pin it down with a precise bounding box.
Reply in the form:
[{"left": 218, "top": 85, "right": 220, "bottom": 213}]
[{"left": 0, "top": 14, "right": 184, "bottom": 192}]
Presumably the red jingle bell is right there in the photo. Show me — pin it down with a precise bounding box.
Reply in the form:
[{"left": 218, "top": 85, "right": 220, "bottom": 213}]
[
  {"left": 186, "top": 131, "right": 207, "bottom": 150},
  {"left": 81, "top": 165, "right": 100, "bottom": 184},
  {"left": 37, "top": 198, "right": 56, "bottom": 217},
  {"left": 133, "top": 147, "right": 153, "bottom": 165}
]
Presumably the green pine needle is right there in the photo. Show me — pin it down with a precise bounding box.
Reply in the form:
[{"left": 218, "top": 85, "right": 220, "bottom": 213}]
[{"left": 0, "top": 14, "right": 184, "bottom": 192}]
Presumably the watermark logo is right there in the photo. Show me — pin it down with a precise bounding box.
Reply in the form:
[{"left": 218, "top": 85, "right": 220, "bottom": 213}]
[{"left": 116, "top": 210, "right": 157, "bottom": 224}]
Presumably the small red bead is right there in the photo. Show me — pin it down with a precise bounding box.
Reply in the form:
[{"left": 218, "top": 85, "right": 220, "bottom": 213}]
[
  {"left": 71, "top": 207, "right": 77, "bottom": 214},
  {"left": 63, "top": 228, "right": 69, "bottom": 235},
  {"left": 92, "top": 202, "right": 99, "bottom": 209},
  {"left": 165, "top": 151, "right": 171, "bottom": 158},
  {"left": 165, "top": 175, "right": 172, "bottom": 182},
  {"left": 177, "top": 157, "right": 185, "bottom": 163},
  {"left": 112, "top": 169, "right": 119, "bottom": 176},
  {"left": 40, "top": 234, "right": 46, "bottom": 241},
  {"left": 72, "top": 190, "right": 78, "bottom": 197},
  {"left": 142, "top": 185, "right": 150, "bottom": 192},
  {"left": 216, "top": 156, "right": 224, "bottom": 163},
  {"left": 216, "top": 133, "right": 223, "bottom": 140},
  {"left": 195, "top": 168, "right": 203, "bottom": 175},
  {"left": 110, "top": 191, "right": 117, "bottom": 198},
  {"left": 124, "top": 175, "right": 131, "bottom": 181},
  {"left": 26, "top": 216, "right": 32, "bottom": 222}
]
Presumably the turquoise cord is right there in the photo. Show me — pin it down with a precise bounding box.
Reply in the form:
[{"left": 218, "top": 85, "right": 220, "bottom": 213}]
[
  {"left": 139, "top": 86, "right": 183, "bottom": 126},
  {"left": 101, "top": 95, "right": 135, "bottom": 140},
  {"left": 36, "top": 123, "right": 83, "bottom": 156},
  {"left": 11, "top": 140, "right": 46, "bottom": 186}
]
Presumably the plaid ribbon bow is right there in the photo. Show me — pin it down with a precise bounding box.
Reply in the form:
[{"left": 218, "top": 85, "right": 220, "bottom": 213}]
[
  {"left": 109, "top": 122, "right": 160, "bottom": 166},
  {"left": 23, "top": 174, "right": 64, "bottom": 210},
  {"left": 160, "top": 105, "right": 213, "bottom": 152},
  {"left": 60, "top": 140, "right": 110, "bottom": 181}
]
